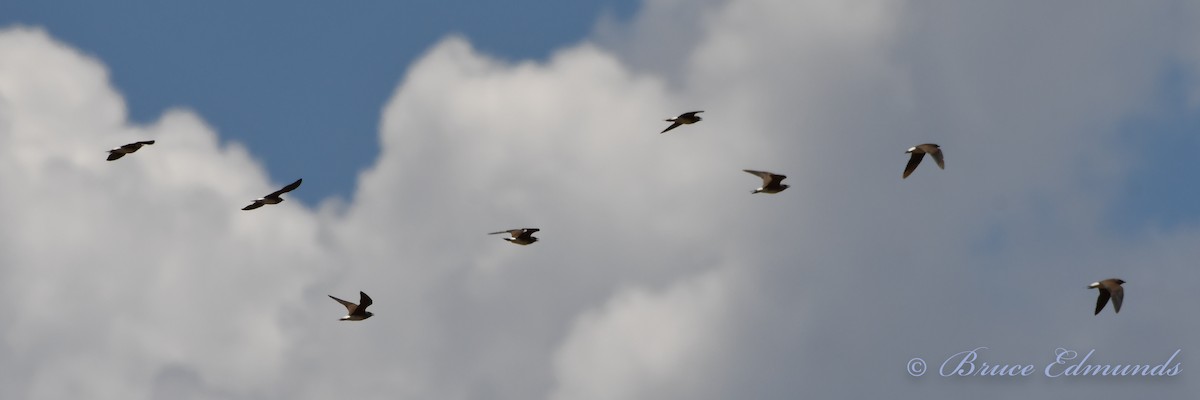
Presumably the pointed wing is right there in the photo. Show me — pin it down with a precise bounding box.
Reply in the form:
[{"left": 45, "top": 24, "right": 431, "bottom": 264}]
[
  {"left": 661, "top": 121, "right": 683, "bottom": 134},
  {"left": 107, "top": 152, "right": 125, "bottom": 161},
  {"left": 489, "top": 229, "right": 521, "bottom": 236},
  {"left": 743, "top": 169, "right": 769, "bottom": 178},
  {"left": 903, "top": 152, "right": 925, "bottom": 179},
  {"left": 358, "top": 291, "right": 373, "bottom": 310},
  {"left": 743, "top": 169, "right": 773, "bottom": 185},
  {"left": 930, "top": 149, "right": 945, "bottom": 169},
  {"left": 137, "top": 140, "right": 156, "bottom": 146},
  {"left": 329, "top": 295, "right": 358, "bottom": 313},
  {"left": 1109, "top": 286, "right": 1123, "bottom": 313},
  {"left": 268, "top": 178, "right": 303, "bottom": 198},
  {"left": 242, "top": 201, "right": 264, "bottom": 211},
  {"left": 1094, "top": 289, "right": 1111, "bottom": 315}
]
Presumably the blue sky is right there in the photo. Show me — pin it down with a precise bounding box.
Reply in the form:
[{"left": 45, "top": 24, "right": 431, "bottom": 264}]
[
  {"left": 0, "top": 0, "right": 638, "bottom": 204},
  {"left": 5, "top": 0, "right": 1194, "bottom": 227},
  {"left": 2, "top": 1, "right": 1200, "bottom": 399},
  {"left": 1111, "top": 67, "right": 1200, "bottom": 234}
]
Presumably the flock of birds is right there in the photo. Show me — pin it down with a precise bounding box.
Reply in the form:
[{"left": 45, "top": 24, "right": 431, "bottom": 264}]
[{"left": 104, "top": 109, "right": 1126, "bottom": 319}]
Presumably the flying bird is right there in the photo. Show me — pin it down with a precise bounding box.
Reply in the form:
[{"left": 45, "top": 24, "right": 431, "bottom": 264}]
[
  {"left": 1088, "top": 278, "right": 1125, "bottom": 315},
  {"left": 107, "top": 140, "right": 155, "bottom": 161},
  {"left": 242, "top": 178, "right": 302, "bottom": 210},
  {"left": 489, "top": 228, "right": 540, "bottom": 245},
  {"left": 902, "top": 143, "right": 944, "bottom": 179},
  {"left": 329, "top": 291, "right": 374, "bottom": 321},
  {"left": 743, "top": 169, "right": 789, "bottom": 194},
  {"left": 661, "top": 111, "right": 704, "bottom": 133}
]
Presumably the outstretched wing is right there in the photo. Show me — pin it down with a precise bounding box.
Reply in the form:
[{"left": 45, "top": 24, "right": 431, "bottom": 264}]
[
  {"left": 516, "top": 228, "right": 540, "bottom": 239},
  {"left": 242, "top": 201, "right": 264, "bottom": 211},
  {"left": 329, "top": 295, "right": 358, "bottom": 313},
  {"left": 660, "top": 121, "right": 683, "bottom": 134},
  {"left": 489, "top": 230, "right": 521, "bottom": 236},
  {"left": 743, "top": 169, "right": 772, "bottom": 184},
  {"left": 1094, "top": 289, "right": 1111, "bottom": 315},
  {"left": 903, "top": 152, "right": 925, "bottom": 179},
  {"left": 1109, "top": 286, "right": 1123, "bottom": 313},
  {"left": 268, "top": 178, "right": 303, "bottom": 198},
  {"left": 930, "top": 149, "right": 945, "bottom": 169},
  {"left": 358, "top": 291, "right": 373, "bottom": 310},
  {"left": 137, "top": 140, "right": 156, "bottom": 146},
  {"left": 681, "top": 111, "right": 704, "bottom": 118}
]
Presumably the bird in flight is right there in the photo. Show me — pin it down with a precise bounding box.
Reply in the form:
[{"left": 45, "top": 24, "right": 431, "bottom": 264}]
[
  {"left": 743, "top": 169, "right": 789, "bottom": 194},
  {"left": 1088, "top": 278, "right": 1125, "bottom": 315},
  {"left": 903, "top": 143, "right": 944, "bottom": 179},
  {"left": 489, "top": 228, "right": 540, "bottom": 245},
  {"left": 329, "top": 291, "right": 374, "bottom": 321},
  {"left": 661, "top": 111, "right": 704, "bottom": 134},
  {"left": 242, "top": 178, "right": 302, "bottom": 210},
  {"left": 107, "top": 140, "right": 155, "bottom": 161}
]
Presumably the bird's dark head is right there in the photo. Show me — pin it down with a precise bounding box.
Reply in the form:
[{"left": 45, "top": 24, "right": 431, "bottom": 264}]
[
  {"left": 780, "top": 184, "right": 790, "bottom": 190},
  {"left": 364, "top": 312, "right": 374, "bottom": 319},
  {"left": 1114, "top": 279, "right": 1126, "bottom": 285}
]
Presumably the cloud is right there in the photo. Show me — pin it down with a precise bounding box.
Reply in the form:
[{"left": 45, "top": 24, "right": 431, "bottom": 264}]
[
  {"left": 549, "top": 268, "right": 733, "bottom": 400},
  {"left": 0, "top": 26, "right": 327, "bottom": 399},
  {"left": 3, "top": 0, "right": 1200, "bottom": 398}
]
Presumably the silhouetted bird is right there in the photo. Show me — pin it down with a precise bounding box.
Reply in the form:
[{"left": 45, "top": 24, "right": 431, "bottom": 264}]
[
  {"left": 489, "top": 228, "right": 540, "bottom": 245},
  {"left": 329, "top": 291, "right": 374, "bottom": 321},
  {"left": 242, "top": 178, "right": 302, "bottom": 210},
  {"left": 107, "top": 140, "right": 155, "bottom": 161},
  {"left": 903, "top": 143, "right": 944, "bottom": 179},
  {"left": 1088, "top": 278, "right": 1125, "bottom": 315},
  {"left": 743, "top": 169, "right": 789, "bottom": 194},
  {"left": 661, "top": 111, "right": 704, "bottom": 133}
]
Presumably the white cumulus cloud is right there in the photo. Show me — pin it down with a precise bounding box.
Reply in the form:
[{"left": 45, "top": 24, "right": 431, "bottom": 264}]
[{"left": 3, "top": 0, "right": 1200, "bottom": 399}]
